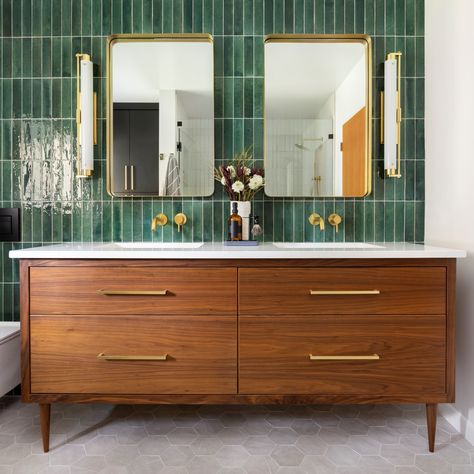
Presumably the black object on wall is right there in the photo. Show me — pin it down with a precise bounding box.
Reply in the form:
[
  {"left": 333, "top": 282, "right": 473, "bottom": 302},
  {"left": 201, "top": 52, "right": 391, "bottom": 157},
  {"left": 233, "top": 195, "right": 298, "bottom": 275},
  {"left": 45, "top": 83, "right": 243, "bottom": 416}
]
[{"left": 0, "top": 208, "right": 21, "bottom": 242}]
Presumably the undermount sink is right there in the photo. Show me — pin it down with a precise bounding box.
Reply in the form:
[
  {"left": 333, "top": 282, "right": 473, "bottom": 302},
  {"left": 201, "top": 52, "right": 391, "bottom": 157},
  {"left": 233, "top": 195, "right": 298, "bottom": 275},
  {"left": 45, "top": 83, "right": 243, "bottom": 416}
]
[
  {"left": 114, "top": 242, "right": 204, "bottom": 249},
  {"left": 273, "top": 242, "right": 385, "bottom": 249}
]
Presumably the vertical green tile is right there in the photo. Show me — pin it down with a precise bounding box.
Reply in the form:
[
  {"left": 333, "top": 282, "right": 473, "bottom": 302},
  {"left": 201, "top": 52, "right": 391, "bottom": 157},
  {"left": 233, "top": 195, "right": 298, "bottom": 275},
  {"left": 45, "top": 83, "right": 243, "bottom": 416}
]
[
  {"left": 415, "top": 0, "right": 423, "bottom": 35},
  {"left": 172, "top": 0, "right": 183, "bottom": 32},
  {"left": 264, "top": 0, "right": 273, "bottom": 33},
  {"left": 22, "top": 0, "right": 32, "bottom": 36},
  {"left": 244, "top": 0, "right": 253, "bottom": 34},
  {"left": 12, "top": 0, "right": 21, "bottom": 36},
  {"left": 112, "top": 0, "right": 122, "bottom": 32},
  {"left": 234, "top": 78, "right": 243, "bottom": 118},
  {"left": 406, "top": 0, "right": 415, "bottom": 35},
  {"left": 244, "top": 36, "right": 254, "bottom": 76},
  {"left": 284, "top": 0, "right": 294, "bottom": 33},
  {"left": 234, "top": 36, "right": 244, "bottom": 76},
  {"left": 335, "top": 0, "right": 344, "bottom": 33},
  {"left": 324, "top": 0, "right": 335, "bottom": 33},
  {"left": 345, "top": 0, "right": 355, "bottom": 33},
  {"left": 103, "top": 0, "right": 112, "bottom": 35},
  {"left": 192, "top": 0, "right": 203, "bottom": 32},
  {"left": 234, "top": 0, "right": 243, "bottom": 34},
  {"left": 355, "top": 0, "right": 364, "bottom": 32},
  {"left": 132, "top": 0, "right": 143, "bottom": 32},
  {"left": 203, "top": 0, "right": 213, "bottom": 33},
  {"left": 122, "top": 0, "right": 132, "bottom": 33}
]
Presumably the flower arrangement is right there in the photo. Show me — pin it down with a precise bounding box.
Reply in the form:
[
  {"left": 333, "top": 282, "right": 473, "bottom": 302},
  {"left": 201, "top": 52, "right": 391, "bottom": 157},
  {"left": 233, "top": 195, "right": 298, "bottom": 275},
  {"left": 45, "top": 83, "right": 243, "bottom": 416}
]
[{"left": 214, "top": 148, "right": 264, "bottom": 201}]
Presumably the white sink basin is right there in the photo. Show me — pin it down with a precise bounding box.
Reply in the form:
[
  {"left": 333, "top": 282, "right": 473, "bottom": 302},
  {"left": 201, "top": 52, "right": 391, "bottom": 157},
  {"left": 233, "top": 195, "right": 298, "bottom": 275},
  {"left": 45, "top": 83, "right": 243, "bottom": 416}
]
[
  {"left": 114, "top": 242, "right": 204, "bottom": 249},
  {"left": 273, "top": 242, "right": 385, "bottom": 249}
]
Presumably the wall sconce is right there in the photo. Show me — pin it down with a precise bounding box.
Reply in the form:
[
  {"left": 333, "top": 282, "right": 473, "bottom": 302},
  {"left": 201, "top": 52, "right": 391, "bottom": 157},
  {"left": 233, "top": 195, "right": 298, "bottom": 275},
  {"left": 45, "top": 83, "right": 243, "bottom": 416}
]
[
  {"left": 381, "top": 52, "right": 402, "bottom": 178},
  {"left": 76, "top": 53, "right": 97, "bottom": 178}
]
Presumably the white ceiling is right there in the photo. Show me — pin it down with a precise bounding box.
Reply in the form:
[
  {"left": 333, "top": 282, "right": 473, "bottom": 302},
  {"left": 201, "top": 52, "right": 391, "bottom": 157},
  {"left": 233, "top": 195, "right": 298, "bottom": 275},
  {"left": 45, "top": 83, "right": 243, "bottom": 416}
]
[
  {"left": 265, "top": 42, "right": 366, "bottom": 118},
  {"left": 112, "top": 41, "right": 214, "bottom": 117}
]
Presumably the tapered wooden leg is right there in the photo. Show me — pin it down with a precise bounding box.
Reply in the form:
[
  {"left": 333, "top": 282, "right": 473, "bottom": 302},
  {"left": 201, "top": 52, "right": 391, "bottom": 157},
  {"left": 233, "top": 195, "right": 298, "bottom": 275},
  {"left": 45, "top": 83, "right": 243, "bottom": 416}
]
[
  {"left": 39, "top": 404, "right": 51, "bottom": 453},
  {"left": 426, "top": 403, "right": 437, "bottom": 452}
]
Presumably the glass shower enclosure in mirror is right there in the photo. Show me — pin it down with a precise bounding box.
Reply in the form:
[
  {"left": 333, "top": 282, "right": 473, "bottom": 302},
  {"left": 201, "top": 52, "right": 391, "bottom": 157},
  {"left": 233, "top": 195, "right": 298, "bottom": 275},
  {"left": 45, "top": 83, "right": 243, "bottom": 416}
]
[
  {"left": 107, "top": 34, "right": 214, "bottom": 197},
  {"left": 264, "top": 35, "right": 372, "bottom": 197}
]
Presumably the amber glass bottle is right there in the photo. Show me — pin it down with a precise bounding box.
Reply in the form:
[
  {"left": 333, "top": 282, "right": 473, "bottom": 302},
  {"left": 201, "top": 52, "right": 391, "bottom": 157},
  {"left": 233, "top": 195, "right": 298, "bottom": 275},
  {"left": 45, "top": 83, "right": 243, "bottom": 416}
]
[{"left": 228, "top": 202, "right": 242, "bottom": 241}]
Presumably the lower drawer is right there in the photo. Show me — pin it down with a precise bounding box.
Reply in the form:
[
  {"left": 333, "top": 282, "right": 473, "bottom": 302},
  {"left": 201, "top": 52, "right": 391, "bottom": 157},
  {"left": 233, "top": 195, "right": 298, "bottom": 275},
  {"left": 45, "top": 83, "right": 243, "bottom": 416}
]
[
  {"left": 30, "top": 315, "right": 237, "bottom": 394},
  {"left": 239, "top": 315, "right": 446, "bottom": 395}
]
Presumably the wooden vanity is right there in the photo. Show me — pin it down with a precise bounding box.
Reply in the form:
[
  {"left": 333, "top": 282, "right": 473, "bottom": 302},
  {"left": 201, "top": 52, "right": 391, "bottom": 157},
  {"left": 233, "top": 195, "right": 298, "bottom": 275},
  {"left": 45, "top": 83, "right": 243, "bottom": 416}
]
[{"left": 17, "top": 255, "right": 456, "bottom": 453}]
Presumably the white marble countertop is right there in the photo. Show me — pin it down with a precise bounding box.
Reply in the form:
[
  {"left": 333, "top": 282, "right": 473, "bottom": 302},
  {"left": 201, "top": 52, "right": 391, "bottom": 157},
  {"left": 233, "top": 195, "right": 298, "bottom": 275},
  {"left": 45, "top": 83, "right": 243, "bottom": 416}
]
[{"left": 8, "top": 242, "right": 466, "bottom": 259}]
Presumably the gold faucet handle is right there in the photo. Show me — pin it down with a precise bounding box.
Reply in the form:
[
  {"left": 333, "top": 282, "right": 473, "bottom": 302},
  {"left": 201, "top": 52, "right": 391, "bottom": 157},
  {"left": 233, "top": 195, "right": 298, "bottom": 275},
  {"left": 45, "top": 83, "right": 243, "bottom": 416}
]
[
  {"left": 151, "top": 213, "right": 168, "bottom": 231},
  {"left": 174, "top": 213, "right": 187, "bottom": 232},
  {"left": 328, "top": 213, "right": 342, "bottom": 233},
  {"left": 308, "top": 213, "right": 325, "bottom": 230}
]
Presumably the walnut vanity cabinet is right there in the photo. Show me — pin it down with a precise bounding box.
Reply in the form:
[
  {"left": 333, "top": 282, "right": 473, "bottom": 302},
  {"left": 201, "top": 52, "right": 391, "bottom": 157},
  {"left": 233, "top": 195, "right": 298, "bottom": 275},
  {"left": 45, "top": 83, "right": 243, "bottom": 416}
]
[{"left": 19, "top": 259, "right": 456, "bottom": 453}]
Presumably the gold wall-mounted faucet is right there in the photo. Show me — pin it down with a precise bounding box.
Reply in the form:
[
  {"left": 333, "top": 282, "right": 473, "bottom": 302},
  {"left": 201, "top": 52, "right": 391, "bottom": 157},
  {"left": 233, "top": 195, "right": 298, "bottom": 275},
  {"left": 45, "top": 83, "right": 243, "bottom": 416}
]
[
  {"left": 174, "top": 213, "right": 187, "bottom": 232},
  {"left": 328, "top": 213, "right": 342, "bottom": 233},
  {"left": 151, "top": 213, "right": 168, "bottom": 231},
  {"left": 308, "top": 213, "right": 325, "bottom": 230}
]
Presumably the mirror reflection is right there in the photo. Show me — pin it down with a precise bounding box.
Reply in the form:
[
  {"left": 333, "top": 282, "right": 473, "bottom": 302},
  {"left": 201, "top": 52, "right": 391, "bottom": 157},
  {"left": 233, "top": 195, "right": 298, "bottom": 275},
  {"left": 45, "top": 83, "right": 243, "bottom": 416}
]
[
  {"left": 108, "top": 35, "right": 214, "bottom": 197},
  {"left": 264, "top": 36, "right": 371, "bottom": 197}
]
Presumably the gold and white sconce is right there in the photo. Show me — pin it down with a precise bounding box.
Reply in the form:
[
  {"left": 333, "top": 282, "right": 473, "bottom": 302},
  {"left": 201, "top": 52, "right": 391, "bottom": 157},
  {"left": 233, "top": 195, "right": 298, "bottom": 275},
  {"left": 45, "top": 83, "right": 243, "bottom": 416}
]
[
  {"left": 75, "top": 53, "right": 97, "bottom": 177},
  {"left": 381, "top": 52, "right": 402, "bottom": 178}
]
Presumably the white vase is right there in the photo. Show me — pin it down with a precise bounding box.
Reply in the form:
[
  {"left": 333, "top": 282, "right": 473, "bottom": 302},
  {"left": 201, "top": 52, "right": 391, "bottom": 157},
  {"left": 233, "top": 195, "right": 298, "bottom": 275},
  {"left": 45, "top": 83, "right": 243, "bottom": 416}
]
[{"left": 230, "top": 201, "right": 251, "bottom": 240}]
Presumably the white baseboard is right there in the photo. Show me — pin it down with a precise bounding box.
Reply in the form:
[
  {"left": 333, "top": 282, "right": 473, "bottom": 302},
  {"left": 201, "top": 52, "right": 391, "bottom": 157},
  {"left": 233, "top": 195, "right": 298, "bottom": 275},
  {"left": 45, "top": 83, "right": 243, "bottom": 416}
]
[{"left": 440, "top": 404, "right": 474, "bottom": 446}]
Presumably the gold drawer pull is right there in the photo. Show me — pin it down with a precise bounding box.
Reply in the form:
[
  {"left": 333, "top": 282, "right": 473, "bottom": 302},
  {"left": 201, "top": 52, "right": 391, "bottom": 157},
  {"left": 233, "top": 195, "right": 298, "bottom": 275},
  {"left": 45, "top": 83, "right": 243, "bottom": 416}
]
[
  {"left": 309, "top": 354, "right": 380, "bottom": 361},
  {"left": 310, "top": 290, "right": 380, "bottom": 295},
  {"left": 97, "top": 353, "right": 168, "bottom": 361},
  {"left": 97, "top": 289, "right": 169, "bottom": 296}
]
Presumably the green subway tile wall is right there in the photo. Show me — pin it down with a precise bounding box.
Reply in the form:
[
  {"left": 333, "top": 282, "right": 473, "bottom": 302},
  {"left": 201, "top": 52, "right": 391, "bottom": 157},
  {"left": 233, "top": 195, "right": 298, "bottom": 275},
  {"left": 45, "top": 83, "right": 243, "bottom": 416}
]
[{"left": 0, "top": 0, "right": 424, "bottom": 321}]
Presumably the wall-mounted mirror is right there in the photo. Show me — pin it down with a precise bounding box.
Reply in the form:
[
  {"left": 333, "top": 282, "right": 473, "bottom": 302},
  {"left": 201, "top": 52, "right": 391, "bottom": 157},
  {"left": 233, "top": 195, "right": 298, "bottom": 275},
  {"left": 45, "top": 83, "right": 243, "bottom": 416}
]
[
  {"left": 107, "top": 34, "right": 214, "bottom": 197},
  {"left": 264, "top": 35, "right": 372, "bottom": 197}
]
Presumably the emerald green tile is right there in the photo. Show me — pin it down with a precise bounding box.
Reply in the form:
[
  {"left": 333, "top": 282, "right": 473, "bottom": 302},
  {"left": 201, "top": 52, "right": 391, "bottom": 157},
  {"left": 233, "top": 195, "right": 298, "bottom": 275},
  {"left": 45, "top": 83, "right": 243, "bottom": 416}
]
[
  {"left": 253, "top": 78, "right": 263, "bottom": 118},
  {"left": 324, "top": 0, "right": 335, "bottom": 33},
  {"left": 3, "top": 80, "right": 12, "bottom": 119},
  {"left": 213, "top": 0, "right": 223, "bottom": 34},
  {"left": 132, "top": 200, "right": 143, "bottom": 241},
  {"left": 32, "top": 80, "right": 42, "bottom": 116},
  {"left": 234, "top": 36, "right": 244, "bottom": 76},
  {"left": 223, "top": 77, "right": 234, "bottom": 118},
  {"left": 355, "top": 0, "right": 364, "bottom": 32},
  {"left": 395, "top": 0, "right": 405, "bottom": 34},
  {"left": 2, "top": 0, "right": 12, "bottom": 36},
  {"left": 416, "top": 37, "right": 424, "bottom": 77},
  {"left": 253, "top": 37, "right": 263, "bottom": 76},
  {"left": 234, "top": 0, "right": 243, "bottom": 34},
  {"left": 416, "top": 119, "right": 424, "bottom": 160},
  {"left": 243, "top": 118, "right": 253, "bottom": 150},
  {"left": 133, "top": 0, "right": 143, "bottom": 32},
  {"left": 61, "top": 0, "right": 71, "bottom": 35},
  {"left": 384, "top": 201, "right": 394, "bottom": 241},
  {"left": 51, "top": 0, "right": 61, "bottom": 36},
  {"left": 51, "top": 38, "right": 61, "bottom": 77},
  {"left": 364, "top": 201, "right": 374, "bottom": 241},
  {"left": 12, "top": 79, "right": 22, "bottom": 118},
  {"left": 274, "top": 0, "right": 283, "bottom": 32},
  {"left": 12, "top": 0, "right": 21, "bottom": 36},
  {"left": 161, "top": 200, "right": 173, "bottom": 241},
  {"left": 404, "top": 201, "right": 414, "bottom": 241},
  {"left": 233, "top": 118, "right": 244, "bottom": 154},
  {"left": 223, "top": 37, "right": 234, "bottom": 75},
  {"left": 405, "top": 160, "right": 414, "bottom": 200},
  {"left": 406, "top": 0, "right": 415, "bottom": 35},
  {"left": 244, "top": 0, "right": 253, "bottom": 34},
  {"left": 203, "top": 0, "right": 213, "bottom": 32},
  {"left": 283, "top": 201, "right": 294, "bottom": 241},
  {"left": 42, "top": 0, "right": 52, "bottom": 35},
  {"left": 294, "top": 0, "right": 304, "bottom": 33},
  {"left": 173, "top": 0, "right": 183, "bottom": 32},
  {"left": 253, "top": 0, "right": 263, "bottom": 34},
  {"left": 405, "top": 119, "right": 415, "bottom": 159},
  {"left": 244, "top": 78, "right": 253, "bottom": 117},
  {"left": 192, "top": 0, "right": 202, "bottom": 32},
  {"left": 234, "top": 78, "right": 243, "bottom": 117},
  {"left": 335, "top": 0, "right": 344, "bottom": 33},
  {"left": 314, "top": 0, "right": 324, "bottom": 33},
  {"left": 354, "top": 200, "right": 364, "bottom": 241},
  {"left": 42, "top": 38, "right": 52, "bottom": 78},
  {"left": 93, "top": 202, "right": 103, "bottom": 242},
  {"left": 92, "top": 0, "right": 102, "bottom": 35},
  {"left": 42, "top": 203, "right": 52, "bottom": 243},
  {"left": 365, "top": 0, "right": 374, "bottom": 35},
  {"left": 112, "top": 0, "right": 122, "bottom": 32},
  {"left": 224, "top": 0, "right": 233, "bottom": 35},
  {"left": 415, "top": 201, "right": 424, "bottom": 242},
  {"left": 122, "top": 0, "right": 132, "bottom": 32},
  {"left": 22, "top": 0, "right": 32, "bottom": 36},
  {"left": 284, "top": 0, "right": 294, "bottom": 33},
  {"left": 214, "top": 77, "right": 224, "bottom": 117},
  {"left": 385, "top": 0, "right": 395, "bottom": 35},
  {"left": 52, "top": 79, "right": 61, "bottom": 118},
  {"left": 3, "top": 39, "right": 12, "bottom": 77},
  {"left": 62, "top": 204, "right": 72, "bottom": 242},
  {"left": 244, "top": 36, "right": 254, "bottom": 76},
  {"left": 416, "top": 79, "right": 424, "bottom": 119},
  {"left": 405, "top": 37, "right": 415, "bottom": 77},
  {"left": 103, "top": 0, "right": 112, "bottom": 35},
  {"left": 32, "top": 205, "right": 42, "bottom": 242},
  {"left": 345, "top": 0, "right": 355, "bottom": 33},
  {"left": 254, "top": 119, "right": 263, "bottom": 160},
  {"left": 152, "top": 0, "right": 163, "bottom": 32},
  {"left": 415, "top": 0, "right": 423, "bottom": 35},
  {"left": 404, "top": 79, "right": 415, "bottom": 119},
  {"left": 264, "top": 0, "right": 273, "bottom": 33},
  {"left": 302, "top": 0, "right": 318, "bottom": 34},
  {"left": 415, "top": 161, "right": 424, "bottom": 201}
]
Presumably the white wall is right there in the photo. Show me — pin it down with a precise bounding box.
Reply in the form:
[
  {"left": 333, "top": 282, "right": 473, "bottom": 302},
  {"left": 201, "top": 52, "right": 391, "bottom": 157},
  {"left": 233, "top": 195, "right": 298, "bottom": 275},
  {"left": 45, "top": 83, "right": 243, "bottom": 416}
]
[{"left": 425, "top": 0, "right": 474, "bottom": 443}]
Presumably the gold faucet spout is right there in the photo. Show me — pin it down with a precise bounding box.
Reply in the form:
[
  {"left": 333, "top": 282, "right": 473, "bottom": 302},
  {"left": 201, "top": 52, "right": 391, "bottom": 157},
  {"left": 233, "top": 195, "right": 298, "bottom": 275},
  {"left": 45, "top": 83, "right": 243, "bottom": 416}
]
[{"left": 151, "top": 213, "right": 168, "bottom": 231}]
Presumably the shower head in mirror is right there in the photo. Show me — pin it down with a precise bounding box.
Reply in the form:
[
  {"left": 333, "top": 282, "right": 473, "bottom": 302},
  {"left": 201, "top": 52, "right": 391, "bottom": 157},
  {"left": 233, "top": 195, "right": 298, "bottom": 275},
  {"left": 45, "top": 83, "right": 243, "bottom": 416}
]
[{"left": 294, "top": 137, "right": 324, "bottom": 151}]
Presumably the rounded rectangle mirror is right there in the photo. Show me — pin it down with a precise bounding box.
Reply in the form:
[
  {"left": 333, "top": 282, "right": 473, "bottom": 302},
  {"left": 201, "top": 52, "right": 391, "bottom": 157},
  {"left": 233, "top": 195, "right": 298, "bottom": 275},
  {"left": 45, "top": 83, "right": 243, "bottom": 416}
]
[
  {"left": 107, "top": 34, "right": 215, "bottom": 197},
  {"left": 264, "top": 35, "right": 372, "bottom": 198}
]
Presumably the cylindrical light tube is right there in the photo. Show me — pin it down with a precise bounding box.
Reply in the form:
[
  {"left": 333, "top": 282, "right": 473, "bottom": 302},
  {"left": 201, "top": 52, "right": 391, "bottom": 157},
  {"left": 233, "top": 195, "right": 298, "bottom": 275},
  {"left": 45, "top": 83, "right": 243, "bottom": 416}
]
[
  {"left": 384, "top": 58, "right": 398, "bottom": 175},
  {"left": 80, "top": 58, "right": 94, "bottom": 175}
]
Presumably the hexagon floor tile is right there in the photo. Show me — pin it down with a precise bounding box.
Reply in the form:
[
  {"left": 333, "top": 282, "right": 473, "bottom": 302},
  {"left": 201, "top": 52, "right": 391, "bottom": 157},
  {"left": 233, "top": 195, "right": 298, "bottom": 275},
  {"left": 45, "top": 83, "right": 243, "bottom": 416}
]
[{"left": 0, "top": 397, "right": 472, "bottom": 473}]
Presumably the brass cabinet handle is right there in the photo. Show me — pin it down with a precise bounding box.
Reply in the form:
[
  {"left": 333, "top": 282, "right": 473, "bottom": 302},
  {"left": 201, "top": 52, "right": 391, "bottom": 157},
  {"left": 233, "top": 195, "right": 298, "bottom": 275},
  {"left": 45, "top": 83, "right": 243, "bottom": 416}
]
[
  {"left": 97, "top": 289, "right": 169, "bottom": 296},
  {"left": 309, "top": 290, "right": 380, "bottom": 295},
  {"left": 309, "top": 354, "right": 380, "bottom": 361},
  {"left": 97, "top": 353, "right": 168, "bottom": 361}
]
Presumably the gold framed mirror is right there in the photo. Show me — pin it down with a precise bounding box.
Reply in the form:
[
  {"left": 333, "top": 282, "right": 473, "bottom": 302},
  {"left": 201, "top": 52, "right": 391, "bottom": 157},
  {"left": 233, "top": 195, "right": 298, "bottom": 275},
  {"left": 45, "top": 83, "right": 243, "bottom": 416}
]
[
  {"left": 264, "top": 34, "right": 372, "bottom": 198},
  {"left": 106, "top": 34, "right": 214, "bottom": 197}
]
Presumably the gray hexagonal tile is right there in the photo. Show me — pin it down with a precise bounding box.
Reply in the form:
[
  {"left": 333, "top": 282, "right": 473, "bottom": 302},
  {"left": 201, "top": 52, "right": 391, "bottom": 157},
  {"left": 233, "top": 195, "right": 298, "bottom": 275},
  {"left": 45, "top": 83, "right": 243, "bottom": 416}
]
[
  {"left": 160, "top": 446, "right": 193, "bottom": 467},
  {"left": 271, "top": 445, "right": 304, "bottom": 467},
  {"left": 268, "top": 427, "right": 299, "bottom": 445},
  {"left": 243, "top": 435, "right": 275, "bottom": 455},
  {"left": 215, "top": 445, "right": 249, "bottom": 468}
]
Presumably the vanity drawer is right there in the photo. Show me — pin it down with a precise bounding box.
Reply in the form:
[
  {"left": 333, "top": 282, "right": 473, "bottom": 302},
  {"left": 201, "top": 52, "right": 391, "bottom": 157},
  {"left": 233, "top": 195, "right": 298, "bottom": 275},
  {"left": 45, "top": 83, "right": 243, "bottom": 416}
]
[
  {"left": 239, "top": 267, "right": 446, "bottom": 315},
  {"left": 29, "top": 267, "right": 236, "bottom": 315},
  {"left": 239, "top": 315, "right": 446, "bottom": 395},
  {"left": 30, "top": 314, "right": 237, "bottom": 394}
]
